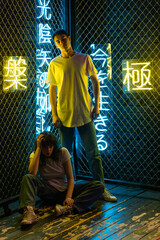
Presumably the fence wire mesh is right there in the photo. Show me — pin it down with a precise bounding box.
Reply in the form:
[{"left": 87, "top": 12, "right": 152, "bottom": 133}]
[
  {"left": 72, "top": 0, "right": 160, "bottom": 186},
  {"left": 0, "top": 0, "right": 159, "bottom": 203},
  {"left": 0, "top": 0, "right": 65, "bottom": 201}
]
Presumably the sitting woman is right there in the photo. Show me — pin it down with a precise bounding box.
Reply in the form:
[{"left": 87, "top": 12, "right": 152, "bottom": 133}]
[{"left": 19, "top": 131, "right": 104, "bottom": 225}]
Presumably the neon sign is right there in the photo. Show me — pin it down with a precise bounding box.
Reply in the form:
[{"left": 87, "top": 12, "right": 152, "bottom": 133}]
[
  {"left": 36, "top": 48, "right": 51, "bottom": 67},
  {"left": 38, "top": 23, "right": 52, "bottom": 44},
  {"left": 122, "top": 60, "right": 152, "bottom": 92},
  {"left": 3, "top": 56, "right": 27, "bottom": 92},
  {"left": 90, "top": 44, "right": 112, "bottom": 151},
  {"left": 36, "top": 0, "right": 52, "bottom": 135},
  {"left": 36, "top": 0, "right": 51, "bottom": 20}
]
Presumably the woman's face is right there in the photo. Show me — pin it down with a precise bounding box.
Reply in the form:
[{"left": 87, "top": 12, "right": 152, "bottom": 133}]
[{"left": 41, "top": 145, "right": 54, "bottom": 157}]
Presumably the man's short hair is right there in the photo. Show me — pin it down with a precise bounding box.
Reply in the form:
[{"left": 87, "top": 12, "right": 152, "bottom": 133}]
[{"left": 53, "top": 29, "right": 69, "bottom": 40}]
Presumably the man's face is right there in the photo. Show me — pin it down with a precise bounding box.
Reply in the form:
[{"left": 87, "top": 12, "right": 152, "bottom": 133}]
[{"left": 54, "top": 34, "right": 71, "bottom": 52}]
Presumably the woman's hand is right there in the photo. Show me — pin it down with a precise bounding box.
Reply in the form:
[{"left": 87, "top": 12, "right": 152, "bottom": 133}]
[
  {"left": 63, "top": 197, "right": 74, "bottom": 207},
  {"left": 36, "top": 134, "right": 45, "bottom": 149},
  {"left": 29, "top": 134, "right": 44, "bottom": 175}
]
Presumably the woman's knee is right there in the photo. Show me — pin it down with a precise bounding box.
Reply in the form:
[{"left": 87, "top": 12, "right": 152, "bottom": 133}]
[{"left": 22, "top": 174, "right": 38, "bottom": 184}]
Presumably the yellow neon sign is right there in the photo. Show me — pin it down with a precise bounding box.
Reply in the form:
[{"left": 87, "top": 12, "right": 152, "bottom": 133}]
[
  {"left": 122, "top": 60, "right": 152, "bottom": 92},
  {"left": 3, "top": 56, "right": 27, "bottom": 91}
]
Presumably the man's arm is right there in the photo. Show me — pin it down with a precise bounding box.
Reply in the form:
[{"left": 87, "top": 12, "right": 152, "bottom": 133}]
[
  {"left": 49, "top": 84, "right": 61, "bottom": 128},
  {"left": 90, "top": 73, "right": 100, "bottom": 119}
]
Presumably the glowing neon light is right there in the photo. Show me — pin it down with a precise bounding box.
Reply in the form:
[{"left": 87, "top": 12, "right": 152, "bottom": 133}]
[
  {"left": 91, "top": 49, "right": 109, "bottom": 57},
  {"left": 91, "top": 44, "right": 112, "bottom": 151},
  {"left": 39, "top": 23, "right": 52, "bottom": 44},
  {"left": 36, "top": 0, "right": 51, "bottom": 20},
  {"left": 97, "top": 134, "right": 108, "bottom": 151},
  {"left": 94, "top": 115, "right": 108, "bottom": 131},
  {"left": 107, "top": 44, "right": 112, "bottom": 80},
  {"left": 3, "top": 56, "right": 27, "bottom": 91},
  {"left": 90, "top": 44, "right": 95, "bottom": 50},
  {"left": 123, "top": 61, "right": 152, "bottom": 92},
  {"left": 36, "top": 87, "right": 51, "bottom": 112},
  {"left": 39, "top": 72, "right": 48, "bottom": 87},
  {"left": 36, "top": 48, "right": 51, "bottom": 67},
  {"left": 99, "top": 91, "right": 110, "bottom": 111},
  {"left": 36, "top": 109, "right": 46, "bottom": 134},
  {"left": 91, "top": 49, "right": 109, "bottom": 67},
  {"left": 36, "top": 0, "right": 52, "bottom": 135},
  {"left": 97, "top": 70, "right": 108, "bottom": 85}
]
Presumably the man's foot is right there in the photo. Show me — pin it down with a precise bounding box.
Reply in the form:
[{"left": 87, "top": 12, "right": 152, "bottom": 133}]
[
  {"left": 102, "top": 188, "right": 117, "bottom": 202},
  {"left": 55, "top": 204, "right": 73, "bottom": 217},
  {"left": 21, "top": 206, "right": 38, "bottom": 225}
]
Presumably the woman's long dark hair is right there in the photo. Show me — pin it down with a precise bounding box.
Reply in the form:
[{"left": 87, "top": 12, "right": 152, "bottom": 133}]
[{"left": 34, "top": 131, "right": 60, "bottom": 165}]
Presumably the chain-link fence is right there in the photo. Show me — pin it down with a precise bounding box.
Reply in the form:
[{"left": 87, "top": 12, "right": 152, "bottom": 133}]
[
  {"left": 72, "top": 0, "right": 160, "bottom": 187},
  {"left": 0, "top": 0, "right": 66, "bottom": 202},
  {"left": 0, "top": 0, "right": 159, "bottom": 204}
]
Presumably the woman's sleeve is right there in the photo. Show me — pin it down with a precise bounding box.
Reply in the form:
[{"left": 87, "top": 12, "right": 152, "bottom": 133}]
[
  {"left": 61, "top": 148, "right": 71, "bottom": 164},
  {"left": 29, "top": 152, "right": 35, "bottom": 162}
]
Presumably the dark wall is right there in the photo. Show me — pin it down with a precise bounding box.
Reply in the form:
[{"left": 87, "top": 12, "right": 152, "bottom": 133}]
[
  {"left": 72, "top": 0, "right": 160, "bottom": 186},
  {"left": 0, "top": 0, "right": 36, "bottom": 200},
  {"left": 0, "top": 0, "right": 67, "bottom": 201}
]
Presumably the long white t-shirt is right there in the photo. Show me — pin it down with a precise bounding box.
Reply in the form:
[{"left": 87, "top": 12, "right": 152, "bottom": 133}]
[
  {"left": 29, "top": 147, "right": 71, "bottom": 192},
  {"left": 47, "top": 53, "right": 97, "bottom": 127}
]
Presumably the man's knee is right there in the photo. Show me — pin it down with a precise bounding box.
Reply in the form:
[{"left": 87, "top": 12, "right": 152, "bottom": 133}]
[
  {"left": 87, "top": 148, "right": 101, "bottom": 160},
  {"left": 92, "top": 181, "right": 104, "bottom": 193}
]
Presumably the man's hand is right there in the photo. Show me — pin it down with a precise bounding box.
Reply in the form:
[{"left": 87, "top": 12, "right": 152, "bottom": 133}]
[
  {"left": 91, "top": 105, "right": 100, "bottom": 120},
  {"left": 90, "top": 74, "right": 100, "bottom": 120},
  {"left": 63, "top": 197, "right": 74, "bottom": 207},
  {"left": 53, "top": 115, "right": 61, "bottom": 128}
]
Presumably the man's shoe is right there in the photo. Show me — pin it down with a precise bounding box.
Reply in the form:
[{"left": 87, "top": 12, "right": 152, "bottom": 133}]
[
  {"left": 21, "top": 206, "right": 38, "bottom": 225},
  {"left": 102, "top": 188, "right": 117, "bottom": 202},
  {"left": 55, "top": 204, "right": 73, "bottom": 217}
]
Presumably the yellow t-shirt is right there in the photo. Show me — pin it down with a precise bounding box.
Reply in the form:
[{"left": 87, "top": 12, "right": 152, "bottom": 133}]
[{"left": 47, "top": 53, "right": 97, "bottom": 127}]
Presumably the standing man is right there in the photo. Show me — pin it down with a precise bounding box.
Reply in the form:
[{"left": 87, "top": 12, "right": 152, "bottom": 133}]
[{"left": 47, "top": 29, "right": 117, "bottom": 202}]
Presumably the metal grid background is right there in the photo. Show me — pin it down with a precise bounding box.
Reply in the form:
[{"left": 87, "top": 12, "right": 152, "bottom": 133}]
[
  {"left": 0, "top": 0, "right": 159, "bottom": 203},
  {"left": 72, "top": 0, "right": 160, "bottom": 186},
  {"left": 0, "top": 0, "right": 65, "bottom": 201}
]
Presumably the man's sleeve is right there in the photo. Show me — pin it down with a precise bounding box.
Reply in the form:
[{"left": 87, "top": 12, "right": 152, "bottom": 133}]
[
  {"left": 86, "top": 55, "right": 98, "bottom": 76},
  {"left": 46, "top": 61, "right": 57, "bottom": 85}
]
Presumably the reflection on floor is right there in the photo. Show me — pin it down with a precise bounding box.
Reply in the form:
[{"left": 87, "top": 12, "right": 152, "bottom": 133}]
[{"left": 0, "top": 181, "right": 160, "bottom": 240}]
